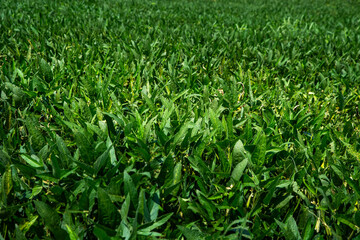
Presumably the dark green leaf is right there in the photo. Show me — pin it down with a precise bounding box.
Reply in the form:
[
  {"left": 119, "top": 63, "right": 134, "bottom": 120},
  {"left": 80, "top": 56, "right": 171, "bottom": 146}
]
[
  {"left": 34, "top": 201, "right": 68, "bottom": 240},
  {"left": 97, "top": 188, "right": 121, "bottom": 228}
]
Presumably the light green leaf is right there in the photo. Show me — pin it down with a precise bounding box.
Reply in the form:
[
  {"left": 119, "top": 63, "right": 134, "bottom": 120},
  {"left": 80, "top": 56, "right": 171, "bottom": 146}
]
[
  {"left": 19, "top": 215, "right": 38, "bottom": 233},
  {"left": 233, "top": 139, "right": 247, "bottom": 163},
  {"left": 138, "top": 213, "right": 173, "bottom": 235},
  {"left": 21, "top": 154, "right": 43, "bottom": 168},
  {"left": 65, "top": 224, "right": 79, "bottom": 240},
  {"left": 231, "top": 158, "right": 248, "bottom": 182},
  {"left": 286, "top": 216, "right": 301, "bottom": 240},
  {"left": 29, "top": 186, "right": 42, "bottom": 199}
]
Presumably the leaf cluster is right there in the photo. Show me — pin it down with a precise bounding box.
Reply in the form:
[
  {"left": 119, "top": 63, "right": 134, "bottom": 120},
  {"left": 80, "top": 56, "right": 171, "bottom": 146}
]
[{"left": 1, "top": 0, "right": 360, "bottom": 239}]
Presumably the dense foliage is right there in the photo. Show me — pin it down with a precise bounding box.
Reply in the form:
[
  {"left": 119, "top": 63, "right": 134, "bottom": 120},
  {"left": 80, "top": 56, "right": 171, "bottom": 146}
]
[{"left": 1, "top": 0, "right": 360, "bottom": 239}]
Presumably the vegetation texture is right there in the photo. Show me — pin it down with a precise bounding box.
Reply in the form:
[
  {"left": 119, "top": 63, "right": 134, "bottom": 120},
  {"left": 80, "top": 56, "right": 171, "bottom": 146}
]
[{"left": 1, "top": 0, "right": 360, "bottom": 239}]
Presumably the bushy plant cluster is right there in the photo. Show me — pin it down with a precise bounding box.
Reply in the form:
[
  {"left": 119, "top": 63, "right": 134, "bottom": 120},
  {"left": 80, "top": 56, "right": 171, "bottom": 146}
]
[{"left": 1, "top": 0, "right": 360, "bottom": 239}]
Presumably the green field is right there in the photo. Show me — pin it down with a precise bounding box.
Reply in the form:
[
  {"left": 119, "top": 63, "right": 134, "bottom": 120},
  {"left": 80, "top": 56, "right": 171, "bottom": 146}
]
[{"left": 1, "top": 0, "right": 360, "bottom": 239}]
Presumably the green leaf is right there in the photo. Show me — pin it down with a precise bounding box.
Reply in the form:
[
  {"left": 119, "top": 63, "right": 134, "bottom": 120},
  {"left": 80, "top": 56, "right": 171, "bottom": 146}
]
[
  {"left": 196, "top": 190, "right": 216, "bottom": 220},
  {"left": 138, "top": 213, "right": 173, "bottom": 235},
  {"left": 39, "top": 58, "right": 53, "bottom": 82},
  {"left": 177, "top": 225, "right": 205, "bottom": 240},
  {"left": 25, "top": 117, "right": 45, "bottom": 151},
  {"left": 248, "top": 78, "right": 255, "bottom": 106},
  {"left": 149, "top": 191, "right": 160, "bottom": 221},
  {"left": 97, "top": 188, "right": 121, "bottom": 228},
  {"left": 29, "top": 186, "right": 42, "bottom": 199},
  {"left": 311, "top": 107, "right": 326, "bottom": 130},
  {"left": 173, "top": 122, "right": 191, "bottom": 146},
  {"left": 142, "top": 91, "right": 156, "bottom": 112},
  {"left": 15, "top": 225, "right": 27, "bottom": 240},
  {"left": 2, "top": 167, "right": 12, "bottom": 196},
  {"left": 337, "top": 217, "right": 357, "bottom": 230},
  {"left": 338, "top": 88, "right": 345, "bottom": 111},
  {"left": 157, "top": 155, "right": 175, "bottom": 186},
  {"left": 355, "top": 212, "right": 360, "bottom": 227},
  {"left": 34, "top": 201, "right": 60, "bottom": 228},
  {"left": 73, "top": 160, "right": 94, "bottom": 176},
  {"left": 59, "top": 168, "right": 78, "bottom": 180},
  {"left": 65, "top": 224, "right": 79, "bottom": 240},
  {"left": 104, "top": 113, "right": 117, "bottom": 136},
  {"left": 233, "top": 139, "right": 247, "bottom": 163},
  {"left": 275, "top": 195, "right": 294, "bottom": 209},
  {"left": 137, "top": 188, "right": 149, "bottom": 222},
  {"left": 263, "top": 177, "right": 280, "bottom": 205},
  {"left": 286, "top": 216, "right": 301, "bottom": 240},
  {"left": 106, "top": 137, "right": 117, "bottom": 165},
  {"left": 19, "top": 215, "right": 38, "bottom": 233},
  {"left": 303, "top": 217, "right": 314, "bottom": 240},
  {"left": 56, "top": 135, "right": 71, "bottom": 166},
  {"left": 345, "top": 176, "right": 360, "bottom": 198},
  {"left": 20, "top": 154, "right": 43, "bottom": 168},
  {"left": 36, "top": 172, "right": 59, "bottom": 183},
  {"left": 171, "top": 162, "right": 182, "bottom": 195},
  {"left": 94, "top": 145, "right": 112, "bottom": 175},
  {"left": 231, "top": 158, "right": 248, "bottom": 182},
  {"left": 34, "top": 201, "right": 68, "bottom": 240},
  {"left": 188, "top": 156, "right": 210, "bottom": 180},
  {"left": 330, "top": 164, "right": 343, "bottom": 180},
  {"left": 252, "top": 132, "right": 266, "bottom": 166},
  {"left": 93, "top": 225, "right": 113, "bottom": 240},
  {"left": 0, "top": 149, "right": 10, "bottom": 167},
  {"left": 120, "top": 194, "right": 131, "bottom": 221},
  {"left": 124, "top": 171, "right": 138, "bottom": 208},
  {"left": 216, "top": 144, "right": 230, "bottom": 173}
]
